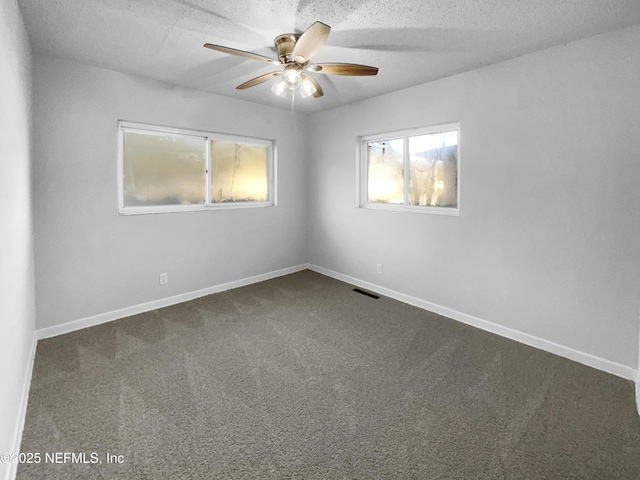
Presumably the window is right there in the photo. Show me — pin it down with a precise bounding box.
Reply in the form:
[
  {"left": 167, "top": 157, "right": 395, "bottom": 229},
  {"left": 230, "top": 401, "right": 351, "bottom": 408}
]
[
  {"left": 359, "top": 123, "right": 460, "bottom": 215},
  {"left": 118, "top": 121, "right": 275, "bottom": 214}
]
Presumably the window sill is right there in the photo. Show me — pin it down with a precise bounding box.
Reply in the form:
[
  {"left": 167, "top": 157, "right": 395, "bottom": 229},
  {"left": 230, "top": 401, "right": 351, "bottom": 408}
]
[
  {"left": 360, "top": 202, "right": 460, "bottom": 216},
  {"left": 118, "top": 202, "right": 274, "bottom": 216}
]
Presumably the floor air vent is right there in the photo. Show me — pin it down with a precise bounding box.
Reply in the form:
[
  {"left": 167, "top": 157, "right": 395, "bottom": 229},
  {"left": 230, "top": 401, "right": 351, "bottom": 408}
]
[{"left": 353, "top": 288, "right": 380, "bottom": 299}]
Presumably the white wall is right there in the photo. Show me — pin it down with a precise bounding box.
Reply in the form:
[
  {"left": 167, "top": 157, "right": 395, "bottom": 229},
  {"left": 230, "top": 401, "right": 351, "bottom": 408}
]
[
  {"left": 32, "top": 56, "right": 309, "bottom": 330},
  {"left": 307, "top": 25, "right": 640, "bottom": 370},
  {"left": 0, "top": 0, "right": 36, "bottom": 478}
]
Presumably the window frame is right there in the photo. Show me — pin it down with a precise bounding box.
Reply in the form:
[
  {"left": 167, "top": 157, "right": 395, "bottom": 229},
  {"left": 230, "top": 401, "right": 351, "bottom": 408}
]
[
  {"left": 357, "top": 122, "right": 460, "bottom": 216},
  {"left": 117, "top": 121, "right": 276, "bottom": 215}
]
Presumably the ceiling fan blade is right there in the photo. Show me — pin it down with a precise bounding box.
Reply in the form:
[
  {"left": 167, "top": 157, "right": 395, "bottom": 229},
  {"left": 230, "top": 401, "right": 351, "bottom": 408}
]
[
  {"left": 204, "top": 43, "right": 280, "bottom": 65},
  {"left": 236, "top": 71, "right": 283, "bottom": 90},
  {"left": 301, "top": 73, "right": 323, "bottom": 98},
  {"left": 308, "top": 63, "right": 378, "bottom": 76},
  {"left": 293, "top": 21, "right": 330, "bottom": 63}
]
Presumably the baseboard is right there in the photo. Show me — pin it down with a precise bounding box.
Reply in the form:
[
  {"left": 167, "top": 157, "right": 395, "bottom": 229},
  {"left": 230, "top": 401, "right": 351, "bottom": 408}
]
[
  {"left": 36, "top": 264, "right": 308, "bottom": 340},
  {"left": 5, "top": 334, "right": 37, "bottom": 480},
  {"left": 637, "top": 372, "right": 640, "bottom": 416},
  {"left": 637, "top": 314, "right": 640, "bottom": 415},
  {"left": 308, "top": 264, "right": 638, "bottom": 382}
]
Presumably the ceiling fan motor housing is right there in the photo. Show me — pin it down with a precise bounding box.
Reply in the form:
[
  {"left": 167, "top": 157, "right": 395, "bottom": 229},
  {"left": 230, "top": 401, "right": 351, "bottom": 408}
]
[{"left": 274, "top": 33, "right": 302, "bottom": 64}]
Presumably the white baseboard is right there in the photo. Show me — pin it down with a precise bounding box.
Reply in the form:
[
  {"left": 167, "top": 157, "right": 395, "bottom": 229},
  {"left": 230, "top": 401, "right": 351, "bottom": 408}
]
[
  {"left": 308, "top": 264, "right": 638, "bottom": 382},
  {"left": 36, "top": 264, "right": 308, "bottom": 340},
  {"left": 5, "top": 334, "right": 37, "bottom": 480},
  {"left": 637, "top": 372, "right": 640, "bottom": 416}
]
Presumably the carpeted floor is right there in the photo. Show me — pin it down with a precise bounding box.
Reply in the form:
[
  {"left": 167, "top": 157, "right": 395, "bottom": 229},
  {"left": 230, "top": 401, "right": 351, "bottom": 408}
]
[{"left": 17, "top": 270, "right": 640, "bottom": 479}]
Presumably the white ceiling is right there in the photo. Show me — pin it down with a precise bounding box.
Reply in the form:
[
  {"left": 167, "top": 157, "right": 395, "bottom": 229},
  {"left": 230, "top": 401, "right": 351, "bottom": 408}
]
[{"left": 17, "top": 0, "right": 640, "bottom": 113}]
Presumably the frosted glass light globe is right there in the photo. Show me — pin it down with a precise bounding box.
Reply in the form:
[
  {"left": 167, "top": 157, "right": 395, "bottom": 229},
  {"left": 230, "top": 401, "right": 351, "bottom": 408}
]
[{"left": 283, "top": 68, "right": 302, "bottom": 90}]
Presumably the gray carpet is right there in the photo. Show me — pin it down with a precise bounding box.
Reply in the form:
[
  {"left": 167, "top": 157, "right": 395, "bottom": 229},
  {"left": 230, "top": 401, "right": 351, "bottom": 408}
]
[{"left": 18, "top": 270, "right": 640, "bottom": 479}]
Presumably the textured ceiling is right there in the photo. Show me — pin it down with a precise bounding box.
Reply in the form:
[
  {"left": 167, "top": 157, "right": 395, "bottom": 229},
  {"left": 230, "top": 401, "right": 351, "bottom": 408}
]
[{"left": 17, "top": 0, "right": 640, "bottom": 113}]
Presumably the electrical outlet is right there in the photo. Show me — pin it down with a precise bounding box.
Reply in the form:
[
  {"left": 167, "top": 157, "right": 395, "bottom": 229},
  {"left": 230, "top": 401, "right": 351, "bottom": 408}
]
[
  {"left": 159, "top": 272, "right": 168, "bottom": 285},
  {"left": 376, "top": 264, "right": 383, "bottom": 275}
]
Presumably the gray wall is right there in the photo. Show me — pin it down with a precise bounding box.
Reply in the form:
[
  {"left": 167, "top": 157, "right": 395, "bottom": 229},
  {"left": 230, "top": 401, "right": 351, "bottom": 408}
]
[
  {"left": 0, "top": 0, "right": 35, "bottom": 477},
  {"left": 306, "top": 26, "right": 640, "bottom": 369},
  {"left": 33, "top": 56, "right": 309, "bottom": 330}
]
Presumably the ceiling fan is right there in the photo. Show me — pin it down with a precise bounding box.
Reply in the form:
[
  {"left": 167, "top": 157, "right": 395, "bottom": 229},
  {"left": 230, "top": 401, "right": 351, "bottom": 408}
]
[{"left": 204, "top": 21, "right": 378, "bottom": 99}]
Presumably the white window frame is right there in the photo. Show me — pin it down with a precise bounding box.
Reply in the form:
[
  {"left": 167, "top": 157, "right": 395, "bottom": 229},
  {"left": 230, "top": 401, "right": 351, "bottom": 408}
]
[
  {"left": 357, "top": 122, "right": 460, "bottom": 216},
  {"left": 117, "top": 121, "right": 276, "bottom": 215}
]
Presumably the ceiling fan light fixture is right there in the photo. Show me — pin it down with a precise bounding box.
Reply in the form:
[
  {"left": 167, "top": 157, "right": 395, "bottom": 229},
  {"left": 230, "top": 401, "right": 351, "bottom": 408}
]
[
  {"left": 271, "top": 79, "right": 288, "bottom": 97},
  {"left": 300, "top": 78, "right": 317, "bottom": 98},
  {"left": 282, "top": 67, "right": 302, "bottom": 90}
]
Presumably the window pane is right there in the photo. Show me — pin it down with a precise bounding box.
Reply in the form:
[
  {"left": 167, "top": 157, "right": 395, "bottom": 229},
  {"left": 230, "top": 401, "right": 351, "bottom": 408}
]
[
  {"left": 211, "top": 141, "right": 268, "bottom": 203},
  {"left": 367, "top": 139, "right": 404, "bottom": 204},
  {"left": 408, "top": 131, "right": 458, "bottom": 208},
  {"left": 123, "top": 131, "right": 206, "bottom": 207}
]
